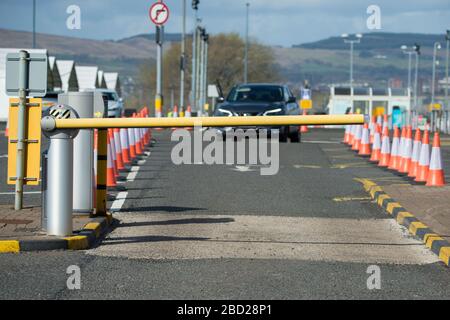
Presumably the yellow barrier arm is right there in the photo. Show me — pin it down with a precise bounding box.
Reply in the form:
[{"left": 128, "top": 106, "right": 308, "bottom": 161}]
[{"left": 52, "top": 115, "right": 365, "bottom": 129}]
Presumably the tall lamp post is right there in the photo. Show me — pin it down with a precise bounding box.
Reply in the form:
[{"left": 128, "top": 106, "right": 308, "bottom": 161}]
[
  {"left": 401, "top": 45, "right": 418, "bottom": 125},
  {"left": 413, "top": 44, "right": 421, "bottom": 114},
  {"left": 191, "top": 0, "right": 200, "bottom": 113},
  {"left": 244, "top": 3, "right": 250, "bottom": 84},
  {"left": 431, "top": 42, "right": 441, "bottom": 132},
  {"left": 180, "top": 0, "right": 186, "bottom": 111},
  {"left": 341, "top": 33, "right": 363, "bottom": 113},
  {"left": 445, "top": 30, "right": 450, "bottom": 133}
]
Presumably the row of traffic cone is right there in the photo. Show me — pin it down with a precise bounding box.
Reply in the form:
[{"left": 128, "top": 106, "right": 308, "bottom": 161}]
[
  {"left": 99, "top": 108, "right": 152, "bottom": 189},
  {"left": 343, "top": 115, "right": 446, "bottom": 187}
]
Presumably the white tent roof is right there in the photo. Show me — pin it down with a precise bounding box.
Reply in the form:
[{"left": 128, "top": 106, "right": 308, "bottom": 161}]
[
  {"left": 56, "top": 60, "right": 77, "bottom": 92},
  {"left": 104, "top": 72, "right": 119, "bottom": 90},
  {"left": 75, "top": 66, "right": 98, "bottom": 91}
]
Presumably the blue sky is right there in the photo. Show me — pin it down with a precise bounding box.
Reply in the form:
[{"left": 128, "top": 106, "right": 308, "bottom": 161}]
[{"left": 0, "top": 0, "right": 449, "bottom": 46}]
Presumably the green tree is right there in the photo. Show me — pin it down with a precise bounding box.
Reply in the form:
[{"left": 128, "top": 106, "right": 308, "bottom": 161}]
[{"left": 127, "top": 33, "right": 280, "bottom": 115}]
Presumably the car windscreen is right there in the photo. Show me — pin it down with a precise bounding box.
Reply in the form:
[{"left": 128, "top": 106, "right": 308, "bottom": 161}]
[
  {"left": 227, "top": 86, "right": 284, "bottom": 103},
  {"left": 102, "top": 92, "right": 118, "bottom": 101}
]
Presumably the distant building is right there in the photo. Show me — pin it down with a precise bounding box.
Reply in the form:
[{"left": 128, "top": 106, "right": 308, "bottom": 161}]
[
  {"left": 97, "top": 70, "right": 107, "bottom": 89},
  {"left": 57, "top": 60, "right": 79, "bottom": 92},
  {"left": 438, "top": 77, "right": 450, "bottom": 91},
  {"left": 48, "top": 56, "right": 62, "bottom": 91},
  {"left": 75, "top": 66, "right": 99, "bottom": 91},
  {"left": 104, "top": 72, "right": 122, "bottom": 97}
]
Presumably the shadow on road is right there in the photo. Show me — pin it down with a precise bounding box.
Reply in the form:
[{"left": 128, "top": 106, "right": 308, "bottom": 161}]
[{"left": 119, "top": 217, "right": 235, "bottom": 228}]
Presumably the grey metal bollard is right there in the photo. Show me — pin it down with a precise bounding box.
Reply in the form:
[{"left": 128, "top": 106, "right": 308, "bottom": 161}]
[
  {"left": 58, "top": 92, "right": 94, "bottom": 215},
  {"left": 41, "top": 105, "right": 80, "bottom": 237}
]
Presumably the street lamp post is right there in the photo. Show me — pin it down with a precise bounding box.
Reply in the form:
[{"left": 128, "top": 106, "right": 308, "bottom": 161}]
[
  {"left": 445, "top": 30, "right": 450, "bottom": 133},
  {"left": 191, "top": 1, "right": 200, "bottom": 113},
  {"left": 431, "top": 42, "right": 441, "bottom": 131},
  {"left": 401, "top": 45, "right": 418, "bottom": 126},
  {"left": 180, "top": 0, "right": 186, "bottom": 111},
  {"left": 244, "top": 3, "right": 250, "bottom": 84},
  {"left": 341, "top": 33, "right": 363, "bottom": 113}
]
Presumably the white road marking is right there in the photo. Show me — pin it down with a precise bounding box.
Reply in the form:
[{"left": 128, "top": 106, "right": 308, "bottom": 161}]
[
  {"left": 303, "top": 140, "right": 341, "bottom": 144},
  {"left": 126, "top": 166, "right": 140, "bottom": 181},
  {"left": 110, "top": 192, "right": 128, "bottom": 212},
  {"left": 0, "top": 191, "right": 41, "bottom": 195},
  {"left": 0, "top": 154, "right": 8, "bottom": 158},
  {"left": 232, "top": 165, "right": 257, "bottom": 172}
]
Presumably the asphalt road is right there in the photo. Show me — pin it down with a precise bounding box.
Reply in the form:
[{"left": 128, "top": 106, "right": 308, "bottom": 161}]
[{"left": 0, "top": 128, "right": 449, "bottom": 300}]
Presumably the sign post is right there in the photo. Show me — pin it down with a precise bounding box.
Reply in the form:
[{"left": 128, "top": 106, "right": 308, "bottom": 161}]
[
  {"left": 149, "top": 1, "right": 169, "bottom": 118},
  {"left": 6, "top": 50, "right": 47, "bottom": 210}
]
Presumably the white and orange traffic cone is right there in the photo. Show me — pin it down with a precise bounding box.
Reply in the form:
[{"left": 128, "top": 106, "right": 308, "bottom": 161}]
[
  {"left": 370, "top": 124, "right": 381, "bottom": 163},
  {"left": 114, "top": 128, "right": 125, "bottom": 171},
  {"left": 343, "top": 124, "right": 350, "bottom": 144},
  {"left": 408, "top": 129, "right": 422, "bottom": 178},
  {"left": 378, "top": 126, "right": 391, "bottom": 168},
  {"left": 382, "top": 114, "right": 389, "bottom": 131},
  {"left": 106, "top": 134, "right": 117, "bottom": 188},
  {"left": 397, "top": 126, "right": 407, "bottom": 171},
  {"left": 347, "top": 125, "right": 355, "bottom": 147},
  {"left": 108, "top": 129, "right": 119, "bottom": 178},
  {"left": 128, "top": 123, "right": 137, "bottom": 160},
  {"left": 369, "top": 117, "right": 376, "bottom": 144},
  {"left": 399, "top": 126, "right": 413, "bottom": 174},
  {"left": 120, "top": 127, "right": 131, "bottom": 165},
  {"left": 300, "top": 110, "right": 309, "bottom": 133},
  {"left": 358, "top": 123, "right": 371, "bottom": 157},
  {"left": 388, "top": 126, "right": 401, "bottom": 171},
  {"left": 351, "top": 125, "right": 362, "bottom": 152},
  {"left": 415, "top": 128, "right": 430, "bottom": 183},
  {"left": 426, "top": 132, "right": 446, "bottom": 187}
]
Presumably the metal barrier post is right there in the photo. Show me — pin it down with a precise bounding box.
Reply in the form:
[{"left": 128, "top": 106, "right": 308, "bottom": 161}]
[
  {"left": 59, "top": 92, "right": 94, "bottom": 215},
  {"left": 42, "top": 105, "right": 79, "bottom": 236}
]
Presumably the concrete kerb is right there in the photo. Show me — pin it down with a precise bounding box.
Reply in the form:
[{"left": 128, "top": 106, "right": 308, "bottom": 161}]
[
  {"left": 0, "top": 213, "right": 114, "bottom": 253},
  {"left": 356, "top": 178, "right": 450, "bottom": 267}
]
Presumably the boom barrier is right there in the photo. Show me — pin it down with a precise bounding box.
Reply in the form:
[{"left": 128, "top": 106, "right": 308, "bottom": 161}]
[
  {"left": 41, "top": 108, "right": 365, "bottom": 237},
  {"left": 43, "top": 114, "right": 366, "bottom": 130}
]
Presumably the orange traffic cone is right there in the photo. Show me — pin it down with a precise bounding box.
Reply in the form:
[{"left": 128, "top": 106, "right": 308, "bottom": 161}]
[
  {"left": 128, "top": 124, "right": 136, "bottom": 160},
  {"left": 358, "top": 123, "right": 371, "bottom": 157},
  {"left": 120, "top": 127, "right": 131, "bottom": 165},
  {"left": 343, "top": 124, "right": 350, "bottom": 144},
  {"left": 378, "top": 126, "right": 391, "bottom": 167},
  {"left": 352, "top": 125, "right": 362, "bottom": 151},
  {"left": 300, "top": 110, "right": 309, "bottom": 133},
  {"left": 369, "top": 117, "right": 376, "bottom": 144},
  {"left": 370, "top": 124, "right": 381, "bottom": 162},
  {"left": 397, "top": 126, "right": 407, "bottom": 171},
  {"left": 408, "top": 129, "right": 422, "bottom": 178},
  {"left": 106, "top": 134, "right": 117, "bottom": 188},
  {"left": 415, "top": 128, "right": 430, "bottom": 183},
  {"left": 426, "top": 132, "right": 446, "bottom": 187},
  {"left": 347, "top": 125, "right": 355, "bottom": 146},
  {"left": 399, "top": 126, "right": 413, "bottom": 174},
  {"left": 108, "top": 129, "right": 119, "bottom": 177},
  {"left": 5, "top": 118, "right": 9, "bottom": 137},
  {"left": 132, "top": 113, "right": 143, "bottom": 156},
  {"left": 382, "top": 114, "right": 389, "bottom": 131},
  {"left": 114, "top": 128, "right": 125, "bottom": 171},
  {"left": 388, "top": 126, "right": 401, "bottom": 170}
]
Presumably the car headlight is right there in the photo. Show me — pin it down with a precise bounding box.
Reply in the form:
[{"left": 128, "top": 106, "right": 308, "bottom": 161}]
[
  {"left": 217, "top": 108, "right": 234, "bottom": 117},
  {"left": 263, "top": 108, "right": 283, "bottom": 116}
]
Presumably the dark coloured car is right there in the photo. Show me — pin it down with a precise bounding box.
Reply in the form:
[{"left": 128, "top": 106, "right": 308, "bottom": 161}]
[{"left": 213, "top": 83, "right": 301, "bottom": 142}]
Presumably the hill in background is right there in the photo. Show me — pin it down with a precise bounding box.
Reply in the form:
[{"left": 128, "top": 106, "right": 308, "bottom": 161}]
[{"left": 0, "top": 29, "right": 446, "bottom": 91}]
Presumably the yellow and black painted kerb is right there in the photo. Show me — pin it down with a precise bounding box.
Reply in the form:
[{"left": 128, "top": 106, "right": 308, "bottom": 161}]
[
  {"left": 357, "top": 178, "right": 450, "bottom": 267},
  {"left": 0, "top": 214, "right": 113, "bottom": 253}
]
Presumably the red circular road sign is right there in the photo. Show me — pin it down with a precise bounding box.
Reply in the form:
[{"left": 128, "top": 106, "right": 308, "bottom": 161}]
[{"left": 149, "top": 2, "right": 170, "bottom": 26}]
